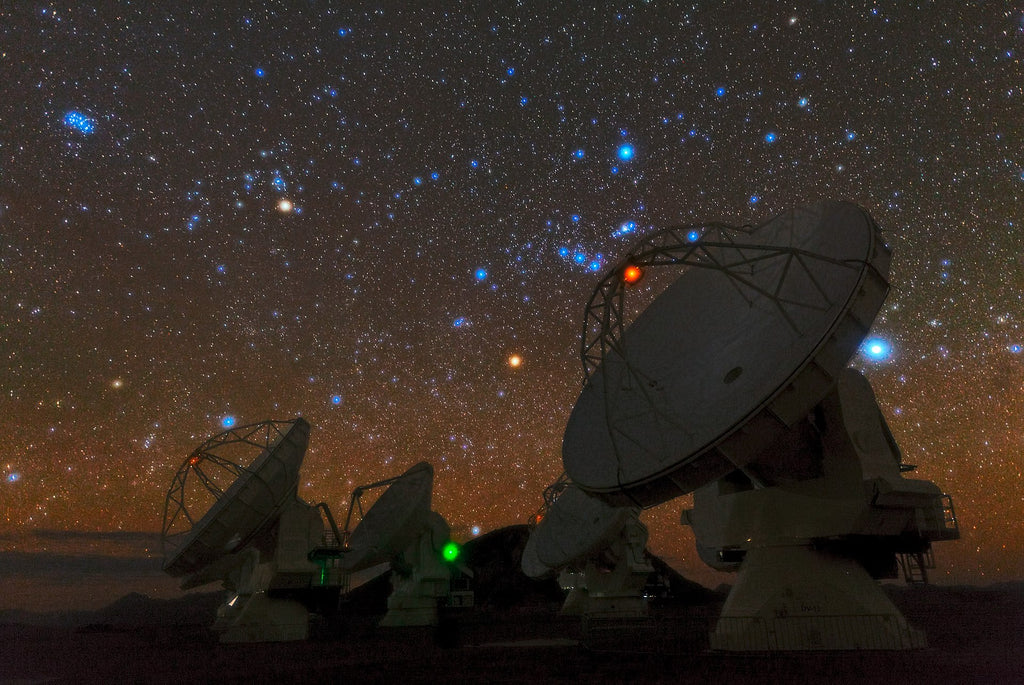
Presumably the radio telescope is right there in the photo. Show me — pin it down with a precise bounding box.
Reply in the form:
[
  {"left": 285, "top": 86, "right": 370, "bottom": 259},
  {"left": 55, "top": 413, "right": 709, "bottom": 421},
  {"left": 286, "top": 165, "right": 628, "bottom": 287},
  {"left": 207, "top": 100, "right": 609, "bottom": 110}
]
[
  {"left": 563, "top": 201, "right": 959, "bottom": 650},
  {"left": 161, "top": 418, "right": 344, "bottom": 642},
  {"left": 522, "top": 475, "right": 652, "bottom": 618},
  {"left": 339, "top": 461, "right": 468, "bottom": 626}
]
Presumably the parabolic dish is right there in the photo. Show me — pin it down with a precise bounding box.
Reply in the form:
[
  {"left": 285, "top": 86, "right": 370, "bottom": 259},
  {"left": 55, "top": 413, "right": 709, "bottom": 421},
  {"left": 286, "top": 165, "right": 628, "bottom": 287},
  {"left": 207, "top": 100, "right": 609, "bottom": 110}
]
[
  {"left": 340, "top": 461, "right": 434, "bottom": 572},
  {"left": 530, "top": 485, "right": 634, "bottom": 570},
  {"left": 162, "top": 418, "right": 310, "bottom": 577},
  {"left": 563, "top": 201, "right": 890, "bottom": 507},
  {"left": 520, "top": 533, "right": 553, "bottom": 579}
]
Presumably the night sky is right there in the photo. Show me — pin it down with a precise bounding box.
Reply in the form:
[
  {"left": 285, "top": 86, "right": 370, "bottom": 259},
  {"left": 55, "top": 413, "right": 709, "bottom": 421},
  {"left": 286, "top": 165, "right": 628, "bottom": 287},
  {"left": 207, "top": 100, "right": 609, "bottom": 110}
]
[{"left": 2, "top": 3, "right": 1022, "bottom": 587}]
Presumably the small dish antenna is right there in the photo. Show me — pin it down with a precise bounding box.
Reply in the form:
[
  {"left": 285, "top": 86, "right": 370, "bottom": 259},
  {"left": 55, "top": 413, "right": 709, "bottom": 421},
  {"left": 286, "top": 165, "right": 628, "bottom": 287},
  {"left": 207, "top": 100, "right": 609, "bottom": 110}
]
[
  {"left": 161, "top": 418, "right": 344, "bottom": 642},
  {"left": 522, "top": 476, "right": 652, "bottom": 618},
  {"left": 562, "top": 201, "right": 959, "bottom": 650},
  {"left": 340, "top": 462, "right": 470, "bottom": 626}
]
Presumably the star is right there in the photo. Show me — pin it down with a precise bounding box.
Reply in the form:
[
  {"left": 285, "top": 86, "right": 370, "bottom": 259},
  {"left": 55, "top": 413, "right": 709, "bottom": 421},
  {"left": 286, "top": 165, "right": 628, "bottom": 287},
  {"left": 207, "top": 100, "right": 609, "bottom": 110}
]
[{"left": 861, "top": 338, "right": 891, "bottom": 361}]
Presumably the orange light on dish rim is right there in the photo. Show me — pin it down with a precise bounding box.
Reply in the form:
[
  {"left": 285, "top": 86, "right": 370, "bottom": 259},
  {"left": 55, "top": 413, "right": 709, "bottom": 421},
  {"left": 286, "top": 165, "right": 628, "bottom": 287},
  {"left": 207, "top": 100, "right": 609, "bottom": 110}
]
[
  {"left": 189, "top": 455, "right": 201, "bottom": 466},
  {"left": 622, "top": 264, "right": 644, "bottom": 285}
]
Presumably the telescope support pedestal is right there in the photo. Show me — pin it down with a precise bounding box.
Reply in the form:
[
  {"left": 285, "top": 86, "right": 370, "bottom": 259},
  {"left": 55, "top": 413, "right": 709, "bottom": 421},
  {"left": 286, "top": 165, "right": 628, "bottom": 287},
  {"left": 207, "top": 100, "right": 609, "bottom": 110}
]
[{"left": 712, "top": 545, "right": 925, "bottom": 651}]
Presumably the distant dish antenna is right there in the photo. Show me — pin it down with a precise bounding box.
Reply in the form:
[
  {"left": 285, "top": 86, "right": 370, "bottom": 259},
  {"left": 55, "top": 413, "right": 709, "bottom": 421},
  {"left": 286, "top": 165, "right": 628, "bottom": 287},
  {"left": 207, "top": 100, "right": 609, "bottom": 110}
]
[
  {"left": 161, "top": 419, "right": 344, "bottom": 642},
  {"left": 340, "top": 462, "right": 471, "bottom": 626},
  {"left": 563, "top": 201, "right": 959, "bottom": 650},
  {"left": 522, "top": 480, "right": 652, "bottom": 619}
]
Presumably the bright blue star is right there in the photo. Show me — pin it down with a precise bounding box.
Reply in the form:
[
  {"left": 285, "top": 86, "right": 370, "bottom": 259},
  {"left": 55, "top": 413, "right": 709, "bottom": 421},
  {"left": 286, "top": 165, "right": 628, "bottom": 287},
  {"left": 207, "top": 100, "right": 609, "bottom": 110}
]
[
  {"left": 331, "top": 394, "right": 343, "bottom": 405},
  {"left": 471, "top": 525, "right": 481, "bottom": 536},
  {"left": 453, "top": 317, "right": 467, "bottom": 328},
  {"left": 63, "top": 111, "right": 95, "bottom": 134},
  {"left": 588, "top": 260, "right": 601, "bottom": 272},
  {"left": 254, "top": 67, "right": 266, "bottom": 78},
  {"left": 617, "top": 144, "right": 635, "bottom": 161},
  {"left": 749, "top": 195, "right": 760, "bottom": 204},
  {"left": 571, "top": 214, "right": 581, "bottom": 223},
  {"left": 764, "top": 132, "right": 777, "bottom": 143},
  {"left": 506, "top": 66, "right": 515, "bottom": 76},
  {"left": 715, "top": 86, "right": 726, "bottom": 97},
  {"left": 557, "top": 247, "right": 570, "bottom": 258},
  {"left": 573, "top": 148, "right": 585, "bottom": 159},
  {"left": 846, "top": 130, "right": 857, "bottom": 141},
  {"left": 797, "top": 97, "right": 809, "bottom": 108},
  {"left": 862, "top": 338, "right": 891, "bottom": 361},
  {"left": 413, "top": 176, "right": 423, "bottom": 185},
  {"left": 617, "top": 220, "right": 636, "bottom": 236},
  {"left": 470, "top": 159, "right": 479, "bottom": 168},
  {"left": 573, "top": 252, "right": 586, "bottom": 264},
  {"left": 221, "top": 416, "right": 236, "bottom": 429},
  {"left": 216, "top": 264, "right": 226, "bottom": 274},
  {"left": 519, "top": 96, "right": 528, "bottom": 106},
  {"left": 337, "top": 27, "right": 350, "bottom": 36},
  {"left": 1010, "top": 344, "right": 1022, "bottom": 354},
  {"left": 687, "top": 229, "right": 700, "bottom": 242},
  {"left": 430, "top": 171, "right": 440, "bottom": 180},
  {"left": 474, "top": 268, "right": 487, "bottom": 281},
  {"left": 6, "top": 472, "right": 20, "bottom": 483}
]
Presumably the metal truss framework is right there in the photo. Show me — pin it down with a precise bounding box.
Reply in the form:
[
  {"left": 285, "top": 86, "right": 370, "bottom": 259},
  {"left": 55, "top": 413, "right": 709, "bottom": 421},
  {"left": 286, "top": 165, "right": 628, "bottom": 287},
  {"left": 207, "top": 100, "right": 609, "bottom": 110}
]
[
  {"left": 578, "top": 216, "right": 871, "bottom": 484},
  {"left": 161, "top": 419, "right": 297, "bottom": 554}
]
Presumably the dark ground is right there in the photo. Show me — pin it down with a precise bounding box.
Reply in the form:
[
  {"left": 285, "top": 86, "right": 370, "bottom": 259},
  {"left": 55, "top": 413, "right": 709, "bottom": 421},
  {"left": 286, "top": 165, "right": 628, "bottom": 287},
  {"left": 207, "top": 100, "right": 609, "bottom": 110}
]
[
  {"left": 4, "top": 527, "right": 1022, "bottom": 683},
  {"left": 4, "top": 585, "right": 1023, "bottom": 684}
]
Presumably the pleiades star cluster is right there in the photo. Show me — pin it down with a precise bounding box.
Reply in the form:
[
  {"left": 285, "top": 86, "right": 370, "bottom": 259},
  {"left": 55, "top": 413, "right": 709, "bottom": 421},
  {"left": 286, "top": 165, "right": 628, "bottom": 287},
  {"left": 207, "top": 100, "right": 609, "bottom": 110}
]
[{"left": 2, "top": 3, "right": 1022, "bottom": 584}]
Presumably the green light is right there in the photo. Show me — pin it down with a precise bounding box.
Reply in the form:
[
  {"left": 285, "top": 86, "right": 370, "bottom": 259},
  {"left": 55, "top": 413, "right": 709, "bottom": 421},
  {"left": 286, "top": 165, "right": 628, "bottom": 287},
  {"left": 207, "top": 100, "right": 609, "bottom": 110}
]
[{"left": 442, "top": 541, "right": 460, "bottom": 562}]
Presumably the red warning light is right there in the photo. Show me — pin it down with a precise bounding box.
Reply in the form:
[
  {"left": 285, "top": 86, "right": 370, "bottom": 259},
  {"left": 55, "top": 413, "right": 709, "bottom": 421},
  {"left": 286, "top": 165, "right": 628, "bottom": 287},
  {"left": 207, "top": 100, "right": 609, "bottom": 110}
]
[
  {"left": 533, "top": 513, "right": 544, "bottom": 525},
  {"left": 622, "top": 264, "right": 644, "bottom": 285},
  {"left": 189, "top": 455, "right": 201, "bottom": 466}
]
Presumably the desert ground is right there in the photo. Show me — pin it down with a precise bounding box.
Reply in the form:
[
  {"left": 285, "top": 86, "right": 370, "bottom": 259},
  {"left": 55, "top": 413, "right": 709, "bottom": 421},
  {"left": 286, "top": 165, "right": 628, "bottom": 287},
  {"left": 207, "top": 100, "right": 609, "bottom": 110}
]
[{"left": 4, "top": 527, "right": 1022, "bottom": 683}]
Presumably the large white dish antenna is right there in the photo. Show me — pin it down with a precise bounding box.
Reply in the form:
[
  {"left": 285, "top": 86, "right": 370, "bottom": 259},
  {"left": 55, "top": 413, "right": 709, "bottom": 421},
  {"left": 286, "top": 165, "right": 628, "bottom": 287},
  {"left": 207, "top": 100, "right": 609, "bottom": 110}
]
[
  {"left": 531, "top": 485, "right": 634, "bottom": 570},
  {"left": 162, "top": 419, "right": 309, "bottom": 577},
  {"left": 341, "top": 461, "right": 434, "bottom": 572},
  {"left": 564, "top": 201, "right": 890, "bottom": 507}
]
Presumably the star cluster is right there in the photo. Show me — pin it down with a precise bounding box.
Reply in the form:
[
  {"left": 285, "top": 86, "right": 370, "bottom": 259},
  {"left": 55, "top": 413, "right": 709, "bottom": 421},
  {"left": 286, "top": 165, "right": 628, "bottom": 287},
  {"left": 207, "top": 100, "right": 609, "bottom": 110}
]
[{"left": 2, "top": 3, "right": 1023, "bottom": 585}]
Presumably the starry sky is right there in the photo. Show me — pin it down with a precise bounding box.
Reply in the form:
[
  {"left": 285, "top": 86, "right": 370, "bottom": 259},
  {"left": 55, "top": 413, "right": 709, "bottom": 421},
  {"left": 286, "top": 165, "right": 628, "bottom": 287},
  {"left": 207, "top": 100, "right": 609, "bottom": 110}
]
[{"left": 2, "top": 3, "right": 1022, "bottom": 587}]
